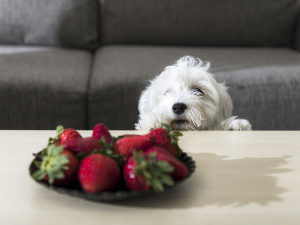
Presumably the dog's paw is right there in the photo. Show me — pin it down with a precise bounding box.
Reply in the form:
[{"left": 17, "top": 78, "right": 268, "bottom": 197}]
[
  {"left": 221, "top": 117, "right": 252, "bottom": 131},
  {"left": 230, "top": 119, "right": 252, "bottom": 131}
]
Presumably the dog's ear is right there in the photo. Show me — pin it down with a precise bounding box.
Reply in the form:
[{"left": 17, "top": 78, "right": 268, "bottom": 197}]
[{"left": 217, "top": 83, "right": 233, "bottom": 119}]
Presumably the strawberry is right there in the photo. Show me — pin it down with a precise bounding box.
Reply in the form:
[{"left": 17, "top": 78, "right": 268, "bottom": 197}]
[
  {"left": 59, "top": 129, "right": 82, "bottom": 144},
  {"left": 148, "top": 124, "right": 182, "bottom": 157},
  {"left": 113, "top": 134, "right": 156, "bottom": 162},
  {"left": 145, "top": 147, "right": 188, "bottom": 180},
  {"left": 123, "top": 155, "right": 150, "bottom": 191},
  {"left": 113, "top": 124, "right": 182, "bottom": 161},
  {"left": 48, "top": 125, "right": 82, "bottom": 145},
  {"left": 31, "top": 144, "right": 79, "bottom": 186},
  {"left": 92, "top": 123, "right": 113, "bottom": 144},
  {"left": 78, "top": 154, "right": 121, "bottom": 193},
  {"left": 123, "top": 151, "right": 175, "bottom": 192},
  {"left": 62, "top": 137, "right": 102, "bottom": 154}
]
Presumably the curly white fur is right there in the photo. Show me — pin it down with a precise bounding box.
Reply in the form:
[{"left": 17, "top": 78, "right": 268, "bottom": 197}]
[{"left": 135, "top": 56, "right": 251, "bottom": 131}]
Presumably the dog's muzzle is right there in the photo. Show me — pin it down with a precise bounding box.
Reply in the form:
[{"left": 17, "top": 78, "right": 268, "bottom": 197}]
[{"left": 172, "top": 103, "right": 187, "bottom": 115}]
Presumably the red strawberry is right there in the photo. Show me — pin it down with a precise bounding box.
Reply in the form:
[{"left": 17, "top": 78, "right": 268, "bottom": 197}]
[
  {"left": 123, "top": 151, "right": 175, "bottom": 192},
  {"left": 92, "top": 123, "right": 113, "bottom": 144},
  {"left": 59, "top": 128, "right": 82, "bottom": 144},
  {"left": 145, "top": 147, "right": 188, "bottom": 180},
  {"left": 113, "top": 124, "right": 182, "bottom": 161},
  {"left": 62, "top": 137, "right": 102, "bottom": 154},
  {"left": 113, "top": 134, "right": 156, "bottom": 162},
  {"left": 31, "top": 145, "right": 79, "bottom": 186},
  {"left": 123, "top": 155, "right": 150, "bottom": 191},
  {"left": 48, "top": 125, "right": 82, "bottom": 145},
  {"left": 78, "top": 154, "right": 121, "bottom": 193},
  {"left": 148, "top": 124, "right": 182, "bottom": 157}
]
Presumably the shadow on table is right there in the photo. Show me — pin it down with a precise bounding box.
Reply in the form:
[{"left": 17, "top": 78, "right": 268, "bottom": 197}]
[{"left": 112, "top": 153, "right": 292, "bottom": 209}]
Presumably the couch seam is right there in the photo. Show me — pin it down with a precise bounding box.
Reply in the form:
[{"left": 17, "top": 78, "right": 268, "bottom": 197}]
[{"left": 85, "top": 51, "right": 96, "bottom": 130}]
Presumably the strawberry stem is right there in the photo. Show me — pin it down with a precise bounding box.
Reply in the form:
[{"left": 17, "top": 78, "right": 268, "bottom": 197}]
[
  {"left": 56, "top": 125, "right": 64, "bottom": 136},
  {"left": 161, "top": 123, "right": 183, "bottom": 157},
  {"left": 92, "top": 149, "right": 124, "bottom": 166},
  {"left": 48, "top": 125, "right": 64, "bottom": 146},
  {"left": 133, "top": 151, "right": 175, "bottom": 193}
]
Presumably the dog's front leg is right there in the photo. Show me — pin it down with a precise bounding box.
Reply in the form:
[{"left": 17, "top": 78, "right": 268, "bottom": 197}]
[{"left": 220, "top": 116, "right": 252, "bottom": 131}]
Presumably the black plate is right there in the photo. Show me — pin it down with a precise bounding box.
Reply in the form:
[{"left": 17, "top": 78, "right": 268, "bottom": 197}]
[{"left": 29, "top": 152, "right": 196, "bottom": 202}]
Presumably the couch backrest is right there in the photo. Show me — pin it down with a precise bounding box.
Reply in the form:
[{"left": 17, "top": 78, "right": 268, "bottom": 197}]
[
  {"left": 100, "top": 0, "right": 298, "bottom": 47},
  {"left": 295, "top": 0, "right": 300, "bottom": 50},
  {"left": 0, "top": 0, "right": 98, "bottom": 49}
]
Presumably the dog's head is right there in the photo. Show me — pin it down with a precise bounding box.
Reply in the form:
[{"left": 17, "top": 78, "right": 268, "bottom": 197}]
[{"left": 136, "top": 56, "right": 233, "bottom": 130}]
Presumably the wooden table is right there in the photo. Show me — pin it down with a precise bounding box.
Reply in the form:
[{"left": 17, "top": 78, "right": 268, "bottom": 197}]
[{"left": 0, "top": 130, "right": 299, "bottom": 225}]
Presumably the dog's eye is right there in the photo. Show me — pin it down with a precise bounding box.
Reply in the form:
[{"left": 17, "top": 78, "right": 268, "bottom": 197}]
[
  {"left": 164, "top": 89, "right": 172, "bottom": 95},
  {"left": 191, "top": 88, "right": 204, "bottom": 96}
]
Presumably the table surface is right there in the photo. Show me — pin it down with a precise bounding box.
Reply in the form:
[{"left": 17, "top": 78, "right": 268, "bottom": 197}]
[{"left": 0, "top": 130, "right": 300, "bottom": 225}]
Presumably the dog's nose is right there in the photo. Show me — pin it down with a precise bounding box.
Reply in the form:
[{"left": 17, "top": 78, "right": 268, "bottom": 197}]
[{"left": 172, "top": 103, "right": 187, "bottom": 115}]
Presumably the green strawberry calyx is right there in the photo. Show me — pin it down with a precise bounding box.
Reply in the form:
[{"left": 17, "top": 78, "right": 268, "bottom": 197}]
[
  {"left": 31, "top": 144, "right": 69, "bottom": 185},
  {"left": 92, "top": 148, "right": 124, "bottom": 167},
  {"left": 161, "top": 123, "right": 183, "bottom": 144},
  {"left": 133, "top": 150, "right": 175, "bottom": 193},
  {"left": 48, "top": 125, "right": 64, "bottom": 146},
  {"left": 161, "top": 123, "right": 183, "bottom": 157}
]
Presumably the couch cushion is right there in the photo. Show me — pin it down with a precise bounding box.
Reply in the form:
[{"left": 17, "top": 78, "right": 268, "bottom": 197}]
[
  {"left": 0, "top": 46, "right": 92, "bottom": 129},
  {"left": 100, "top": 0, "right": 297, "bottom": 47},
  {"left": 0, "top": 0, "right": 98, "bottom": 49},
  {"left": 89, "top": 45, "right": 300, "bottom": 130}
]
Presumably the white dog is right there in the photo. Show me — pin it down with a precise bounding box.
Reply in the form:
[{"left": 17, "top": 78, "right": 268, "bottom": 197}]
[{"left": 135, "top": 56, "right": 251, "bottom": 131}]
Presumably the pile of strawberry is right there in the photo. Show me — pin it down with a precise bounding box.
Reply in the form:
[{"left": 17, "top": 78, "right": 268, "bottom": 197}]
[{"left": 31, "top": 123, "right": 189, "bottom": 193}]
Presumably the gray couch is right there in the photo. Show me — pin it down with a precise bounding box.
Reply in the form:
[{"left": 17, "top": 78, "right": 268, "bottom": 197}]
[{"left": 0, "top": 0, "right": 299, "bottom": 130}]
